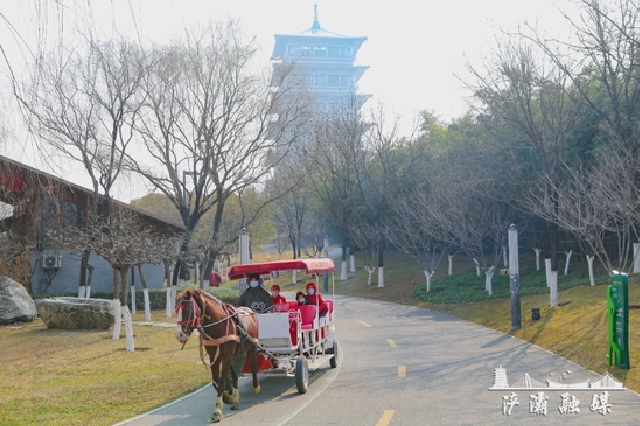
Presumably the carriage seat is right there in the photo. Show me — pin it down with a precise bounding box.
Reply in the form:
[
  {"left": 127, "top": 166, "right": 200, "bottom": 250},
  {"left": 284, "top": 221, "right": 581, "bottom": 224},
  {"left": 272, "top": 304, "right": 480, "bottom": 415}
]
[
  {"left": 273, "top": 303, "right": 289, "bottom": 313},
  {"left": 326, "top": 299, "right": 334, "bottom": 321},
  {"left": 298, "top": 305, "right": 317, "bottom": 329},
  {"left": 287, "top": 301, "right": 299, "bottom": 310}
]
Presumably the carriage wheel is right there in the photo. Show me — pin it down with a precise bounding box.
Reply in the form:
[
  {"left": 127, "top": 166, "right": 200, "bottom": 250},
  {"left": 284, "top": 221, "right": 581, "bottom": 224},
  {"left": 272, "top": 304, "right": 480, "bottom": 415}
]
[
  {"left": 329, "top": 340, "right": 338, "bottom": 369},
  {"left": 295, "top": 357, "right": 309, "bottom": 394}
]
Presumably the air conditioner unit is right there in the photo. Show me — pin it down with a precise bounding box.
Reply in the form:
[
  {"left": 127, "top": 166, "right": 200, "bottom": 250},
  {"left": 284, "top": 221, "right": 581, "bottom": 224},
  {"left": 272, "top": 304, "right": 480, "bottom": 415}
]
[{"left": 43, "top": 255, "right": 62, "bottom": 269}]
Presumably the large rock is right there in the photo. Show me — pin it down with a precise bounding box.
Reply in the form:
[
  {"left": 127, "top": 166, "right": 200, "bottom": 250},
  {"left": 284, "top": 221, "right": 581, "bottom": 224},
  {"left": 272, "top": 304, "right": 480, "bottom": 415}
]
[
  {"left": 36, "top": 297, "right": 114, "bottom": 329},
  {"left": 0, "top": 277, "right": 37, "bottom": 325}
]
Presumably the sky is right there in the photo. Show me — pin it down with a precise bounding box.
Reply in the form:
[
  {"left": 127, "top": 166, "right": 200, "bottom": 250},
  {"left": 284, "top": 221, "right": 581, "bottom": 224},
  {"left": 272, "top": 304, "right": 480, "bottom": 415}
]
[{"left": 0, "top": 0, "right": 578, "bottom": 203}]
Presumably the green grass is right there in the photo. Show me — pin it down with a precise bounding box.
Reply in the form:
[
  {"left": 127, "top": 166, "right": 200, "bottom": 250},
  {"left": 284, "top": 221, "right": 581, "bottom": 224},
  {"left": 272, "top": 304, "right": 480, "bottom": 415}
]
[{"left": 413, "top": 262, "right": 610, "bottom": 304}]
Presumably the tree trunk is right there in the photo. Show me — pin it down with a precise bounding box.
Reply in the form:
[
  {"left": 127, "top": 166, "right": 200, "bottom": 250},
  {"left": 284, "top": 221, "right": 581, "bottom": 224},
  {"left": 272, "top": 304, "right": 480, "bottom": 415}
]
[
  {"left": 138, "top": 264, "right": 151, "bottom": 321},
  {"left": 120, "top": 267, "right": 129, "bottom": 308},
  {"left": 377, "top": 232, "right": 385, "bottom": 288}
]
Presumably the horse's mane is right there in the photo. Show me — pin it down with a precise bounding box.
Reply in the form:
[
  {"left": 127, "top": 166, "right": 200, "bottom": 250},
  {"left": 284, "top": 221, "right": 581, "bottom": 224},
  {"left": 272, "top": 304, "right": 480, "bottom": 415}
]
[{"left": 179, "top": 288, "right": 224, "bottom": 307}]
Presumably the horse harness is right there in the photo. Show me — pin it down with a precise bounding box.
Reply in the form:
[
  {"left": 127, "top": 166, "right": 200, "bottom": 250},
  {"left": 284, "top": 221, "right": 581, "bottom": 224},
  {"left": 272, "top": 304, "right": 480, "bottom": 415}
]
[{"left": 175, "top": 296, "right": 259, "bottom": 368}]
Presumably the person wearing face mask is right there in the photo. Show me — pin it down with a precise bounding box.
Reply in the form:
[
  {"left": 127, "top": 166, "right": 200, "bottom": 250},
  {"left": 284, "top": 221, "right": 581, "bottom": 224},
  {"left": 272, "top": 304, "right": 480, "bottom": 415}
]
[
  {"left": 270, "top": 285, "right": 287, "bottom": 305},
  {"left": 238, "top": 273, "right": 273, "bottom": 313},
  {"left": 304, "top": 282, "right": 328, "bottom": 317}
]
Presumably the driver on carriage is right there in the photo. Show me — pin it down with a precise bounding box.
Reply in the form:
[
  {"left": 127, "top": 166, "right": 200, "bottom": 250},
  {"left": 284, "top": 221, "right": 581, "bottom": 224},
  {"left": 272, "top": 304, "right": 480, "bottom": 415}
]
[
  {"left": 304, "top": 282, "right": 329, "bottom": 317},
  {"left": 238, "top": 273, "right": 274, "bottom": 313}
]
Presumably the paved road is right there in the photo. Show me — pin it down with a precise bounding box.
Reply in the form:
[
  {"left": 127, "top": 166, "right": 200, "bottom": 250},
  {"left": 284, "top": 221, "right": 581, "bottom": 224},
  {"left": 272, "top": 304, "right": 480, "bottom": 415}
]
[{"left": 116, "top": 295, "right": 640, "bottom": 425}]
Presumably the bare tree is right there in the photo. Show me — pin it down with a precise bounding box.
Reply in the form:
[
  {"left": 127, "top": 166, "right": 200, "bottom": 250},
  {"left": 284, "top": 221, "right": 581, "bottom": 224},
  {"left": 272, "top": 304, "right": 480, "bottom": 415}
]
[
  {"left": 350, "top": 216, "right": 380, "bottom": 286},
  {"left": 467, "top": 36, "right": 578, "bottom": 276},
  {"left": 307, "top": 97, "right": 367, "bottom": 281},
  {"left": 128, "top": 19, "right": 309, "bottom": 285},
  {"left": 527, "top": 140, "right": 640, "bottom": 278},
  {"left": 385, "top": 192, "right": 447, "bottom": 293},
  {"left": 18, "top": 35, "right": 149, "bottom": 298}
]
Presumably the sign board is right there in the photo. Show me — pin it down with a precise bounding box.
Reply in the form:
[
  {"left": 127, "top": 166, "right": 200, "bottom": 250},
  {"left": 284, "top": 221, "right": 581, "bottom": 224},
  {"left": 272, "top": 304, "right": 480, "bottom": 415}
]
[{"left": 607, "top": 274, "right": 630, "bottom": 369}]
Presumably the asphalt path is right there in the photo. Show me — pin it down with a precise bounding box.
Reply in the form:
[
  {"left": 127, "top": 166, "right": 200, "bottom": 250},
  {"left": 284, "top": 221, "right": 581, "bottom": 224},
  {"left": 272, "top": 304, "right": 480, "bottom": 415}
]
[{"left": 116, "top": 295, "right": 640, "bottom": 425}]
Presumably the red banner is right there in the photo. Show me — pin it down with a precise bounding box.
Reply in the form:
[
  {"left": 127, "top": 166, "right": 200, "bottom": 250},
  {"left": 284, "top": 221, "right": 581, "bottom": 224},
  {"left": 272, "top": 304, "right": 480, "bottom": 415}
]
[{"left": 0, "top": 174, "right": 24, "bottom": 193}]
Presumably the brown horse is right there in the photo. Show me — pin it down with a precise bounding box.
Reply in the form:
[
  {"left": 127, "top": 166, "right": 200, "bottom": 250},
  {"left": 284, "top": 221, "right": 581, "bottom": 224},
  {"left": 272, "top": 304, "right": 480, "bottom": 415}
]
[{"left": 174, "top": 289, "right": 261, "bottom": 423}]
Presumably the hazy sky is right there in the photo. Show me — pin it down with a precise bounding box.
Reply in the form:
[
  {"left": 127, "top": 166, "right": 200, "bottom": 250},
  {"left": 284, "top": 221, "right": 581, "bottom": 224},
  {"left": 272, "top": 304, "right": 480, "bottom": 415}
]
[{"left": 1, "top": 0, "right": 576, "bottom": 202}]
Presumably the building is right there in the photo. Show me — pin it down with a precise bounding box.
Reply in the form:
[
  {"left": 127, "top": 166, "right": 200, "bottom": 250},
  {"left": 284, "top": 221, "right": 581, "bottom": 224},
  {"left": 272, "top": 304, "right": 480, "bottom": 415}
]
[
  {"left": 271, "top": 4, "right": 370, "bottom": 112},
  {"left": 0, "top": 155, "right": 185, "bottom": 294}
]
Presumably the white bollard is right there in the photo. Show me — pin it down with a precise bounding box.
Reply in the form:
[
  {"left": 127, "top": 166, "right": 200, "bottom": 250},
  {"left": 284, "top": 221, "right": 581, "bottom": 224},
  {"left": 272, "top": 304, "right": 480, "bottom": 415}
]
[{"left": 545, "top": 259, "right": 551, "bottom": 288}]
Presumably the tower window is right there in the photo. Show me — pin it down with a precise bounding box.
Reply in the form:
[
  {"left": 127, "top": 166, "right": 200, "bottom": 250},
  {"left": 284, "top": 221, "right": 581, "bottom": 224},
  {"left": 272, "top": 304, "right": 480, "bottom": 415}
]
[
  {"left": 328, "top": 47, "right": 339, "bottom": 57},
  {"left": 288, "top": 46, "right": 301, "bottom": 56},
  {"left": 314, "top": 47, "right": 327, "bottom": 57},
  {"left": 340, "top": 47, "right": 351, "bottom": 57},
  {"left": 328, "top": 75, "right": 340, "bottom": 85}
]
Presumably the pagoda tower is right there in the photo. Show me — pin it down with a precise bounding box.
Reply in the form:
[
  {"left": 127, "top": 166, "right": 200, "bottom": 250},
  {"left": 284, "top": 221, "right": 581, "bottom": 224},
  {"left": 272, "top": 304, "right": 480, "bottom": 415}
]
[{"left": 271, "top": 4, "right": 370, "bottom": 111}]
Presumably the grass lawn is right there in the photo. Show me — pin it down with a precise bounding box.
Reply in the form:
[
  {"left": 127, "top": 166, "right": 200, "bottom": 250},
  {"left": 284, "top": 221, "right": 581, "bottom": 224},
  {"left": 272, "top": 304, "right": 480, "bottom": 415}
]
[
  {"left": 1, "top": 248, "right": 637, "bottom": 425},
  {"left": 334, "top": 250, "right": 640, "bottom": 395}
]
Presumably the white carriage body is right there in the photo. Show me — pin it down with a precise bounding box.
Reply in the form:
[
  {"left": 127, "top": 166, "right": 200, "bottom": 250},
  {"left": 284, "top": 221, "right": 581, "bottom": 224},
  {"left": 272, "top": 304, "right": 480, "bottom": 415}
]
[{"left": 228, "top": 258, "right": 339, "bottom": 393}]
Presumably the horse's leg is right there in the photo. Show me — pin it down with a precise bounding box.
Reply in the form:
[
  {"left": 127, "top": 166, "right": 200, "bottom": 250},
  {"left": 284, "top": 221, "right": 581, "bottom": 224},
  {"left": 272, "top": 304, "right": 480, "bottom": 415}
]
[
  {"left": 212, "top": 354, "right": 233, "bottom": 422},
  {"left": 210, "top": 355, "right": 224, "bottom": 423},
  {"left": 229, "top": 365, "right": 240, "bottom": 410},
  {"left": 250, "top": 342, "right": 260, "bottom": 394}
]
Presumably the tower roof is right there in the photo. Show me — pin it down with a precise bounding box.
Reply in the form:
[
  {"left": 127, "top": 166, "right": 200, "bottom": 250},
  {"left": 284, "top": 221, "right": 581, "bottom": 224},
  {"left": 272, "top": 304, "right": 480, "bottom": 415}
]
[{"left": 275, "top": 4, "right": 366, "bottom": 40}]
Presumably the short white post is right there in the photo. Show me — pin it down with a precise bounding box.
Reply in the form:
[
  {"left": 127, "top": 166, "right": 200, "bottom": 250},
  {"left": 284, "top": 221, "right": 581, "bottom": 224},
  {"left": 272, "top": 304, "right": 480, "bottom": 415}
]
[
  {"left": 545, "top": 258, "right": 551, "bottom": 288},
  {"left": 550, "top": 271, "right": 558, "bottom": 308},
  {"left": 377, "top": 266, "right": 385, "bottom": 288},
  {"left": 143, "top": 288, "right": 151, "bottom": 321},
  {"left": 131, "top": 285, "right": 136, "bottom": 315},
  {"left": 448, "top": 255, "right": 453, "bottom": 276},
  {"left": 350, "top": 255, "right": 355, "bottom": 272},
  {"left": 534, "top": 249, "right": 541, "bottom": 271},
  {"left": 112, "top": 300, "right": 121, "bottom": 340}
]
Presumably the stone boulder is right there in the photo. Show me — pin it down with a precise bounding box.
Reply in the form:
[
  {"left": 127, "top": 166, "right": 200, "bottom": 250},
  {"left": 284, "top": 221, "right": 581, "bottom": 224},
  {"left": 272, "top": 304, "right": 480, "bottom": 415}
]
[
  {"left": 36, "top": 297, "right": 114, "bottom": 329},
  {"left": 0, "top": 277, "right": 37, "bottom": 325}
]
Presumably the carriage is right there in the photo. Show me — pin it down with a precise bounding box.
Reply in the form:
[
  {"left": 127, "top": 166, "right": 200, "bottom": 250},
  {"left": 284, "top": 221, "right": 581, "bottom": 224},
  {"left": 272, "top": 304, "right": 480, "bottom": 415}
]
[{"left": 228, "top": 258, "right": 339, "bottom": 394}]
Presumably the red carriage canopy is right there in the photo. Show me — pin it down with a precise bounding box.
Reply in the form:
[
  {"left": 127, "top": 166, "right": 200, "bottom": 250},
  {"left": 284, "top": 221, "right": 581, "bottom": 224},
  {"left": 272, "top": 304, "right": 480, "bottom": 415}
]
[{"left": 227, "top": 258, "right": 335, "bottom": 280}]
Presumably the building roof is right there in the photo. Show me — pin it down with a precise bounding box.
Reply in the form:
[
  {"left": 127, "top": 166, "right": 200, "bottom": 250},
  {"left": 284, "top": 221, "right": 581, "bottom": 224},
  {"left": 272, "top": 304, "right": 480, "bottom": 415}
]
[
  {"left": 274, "top": 4, "right": 367, "bottom": 41},
  {"left": 0, "top": 155, "right": 186, "bottom": 232}
]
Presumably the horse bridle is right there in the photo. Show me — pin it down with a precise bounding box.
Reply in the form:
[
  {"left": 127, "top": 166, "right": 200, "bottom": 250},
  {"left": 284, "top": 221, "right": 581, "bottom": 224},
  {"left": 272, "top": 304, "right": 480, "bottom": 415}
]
[{"left": 175, "top": 297, "right": 202, "bottom": 331}]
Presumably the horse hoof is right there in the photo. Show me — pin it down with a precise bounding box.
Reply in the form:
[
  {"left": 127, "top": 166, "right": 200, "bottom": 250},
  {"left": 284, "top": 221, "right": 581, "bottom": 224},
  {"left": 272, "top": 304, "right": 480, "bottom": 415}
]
[
  {"left": 211, "top": 411, "right": 223, "bottom": 422},
  {"left": 252, "top": 385, "right": 261, "bottom": 395},
  {"left": 230, "top": 403, "right": 239, "bottom": 410}
]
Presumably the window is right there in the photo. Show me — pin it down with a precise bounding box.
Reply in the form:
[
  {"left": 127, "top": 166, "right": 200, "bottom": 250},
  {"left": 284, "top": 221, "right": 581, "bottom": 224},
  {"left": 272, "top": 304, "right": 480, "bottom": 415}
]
[
  {"left": 340, "top": 47, "right": 351, "bottom": 57},
  {"left": 288, "top": 46, "right": 301, "bottom": 56},
  {"left": 64, "top": 201, "right": 83, "bottom": 229},
  {"left": 328, "top": 75, "right": 340, "bottom": 85},
  {"left": 314, "top": 47, "right": 327, "bottom": 57},
  {"left": 316, "top": 75, "right": 327, "bottom": 86},
  {"left": 328, "top": 47, "right": 339, "bottom": 57},
  {"left": 301, "top": 47, "right": 312, "bottom": 56},
  {"left": 40, "top": 191, "right": 60, "bottom": 241}
]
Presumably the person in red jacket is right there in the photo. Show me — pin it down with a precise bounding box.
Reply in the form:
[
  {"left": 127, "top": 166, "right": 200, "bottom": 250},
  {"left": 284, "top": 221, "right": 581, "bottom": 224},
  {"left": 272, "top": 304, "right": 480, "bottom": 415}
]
[
  {"left": 270, "top": 284, "right": 287, "bottom": 305},
  {"left": 304, "top": 282, "right": 328, "bottom": 317}
]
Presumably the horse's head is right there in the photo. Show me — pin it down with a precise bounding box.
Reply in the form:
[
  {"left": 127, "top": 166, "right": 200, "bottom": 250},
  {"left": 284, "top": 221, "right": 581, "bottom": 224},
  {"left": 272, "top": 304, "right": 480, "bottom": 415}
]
[{"left": 175, "top": 289, "right": 202, "bottom": 344}]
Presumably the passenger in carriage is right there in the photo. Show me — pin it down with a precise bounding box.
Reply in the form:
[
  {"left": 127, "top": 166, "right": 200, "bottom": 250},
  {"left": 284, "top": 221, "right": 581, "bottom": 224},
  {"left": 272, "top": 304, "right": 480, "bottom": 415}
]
[
  {"left": 238, "top": 273, "right": 273, "bottom": 313},
  {"left": 304, "top": 282, "right": 329, "bottom": 317},
  {"left": 295, "top": 291, "right": 307, "bottom": 305},
  {"left": 270, "top": 284, "right": 287, "bottom": 305}
]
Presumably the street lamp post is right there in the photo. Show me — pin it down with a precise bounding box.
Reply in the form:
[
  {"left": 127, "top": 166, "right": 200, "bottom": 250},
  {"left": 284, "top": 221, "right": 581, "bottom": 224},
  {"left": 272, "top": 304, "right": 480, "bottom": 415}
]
[{"left": 508, "top": 224, "right": 522, "bottom": 331}]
